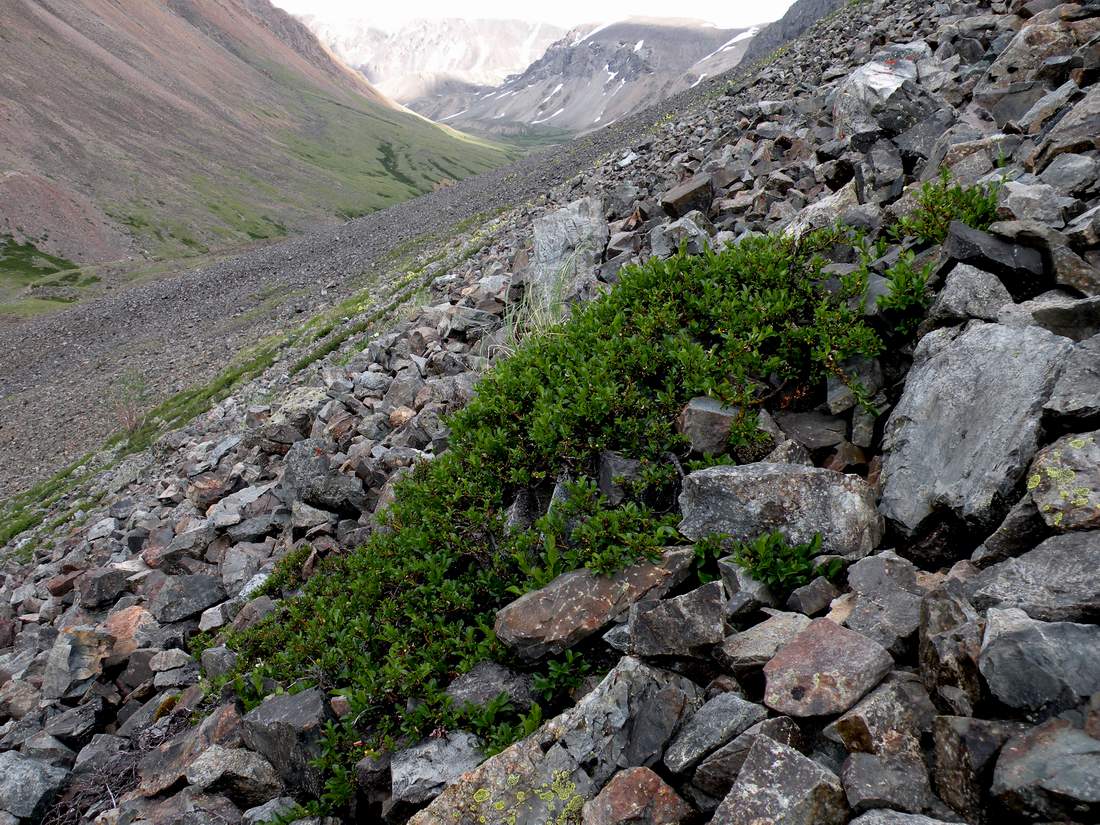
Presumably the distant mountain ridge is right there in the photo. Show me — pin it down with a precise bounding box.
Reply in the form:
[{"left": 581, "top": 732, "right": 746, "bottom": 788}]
[
  {"left": 740, "top": 0, "right": 847, "bottom": 65},
  {"left": 0, "top": 0, "right": 510, "bottom": 274},
  {"left": 300, "top": 18, "right": 567, "bottom": 102},
  {"left": 406, "top": 18, "right": 756, "bottom": 137}
]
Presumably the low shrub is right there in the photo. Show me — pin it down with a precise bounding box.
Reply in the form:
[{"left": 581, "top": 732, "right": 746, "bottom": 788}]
[{"left": 893, "top": 168, "right": 1000, "bottom": 246}]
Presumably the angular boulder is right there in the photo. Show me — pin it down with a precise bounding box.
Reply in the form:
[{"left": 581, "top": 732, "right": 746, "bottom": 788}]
[
  {"left": 531, "top": 196, "right": 609, "bottom": 306},
  {"left": 619, "top": 581, "right": 726, "bottom": 658},
  {"left": 711, "top": 736, "right": 848, "bottom": 825},
  {"left": 663, "top": 692, "right": 767, "bottom": 774},
  {"left": 992, "top": 719, "right": 1100, "bottom": 820},
  {"left": 763, "top": 619, "right": 893, "bottom": 717},
  {"left": 1027, "top": 431, "right": 1100, "bottom": 531},
  {"left": 933, "top": 716, "right": 1026, "bottom": 824},
  {"left": 978, "top": 607, "right": 1100, "bottom": 711},
  {"left": 679, "top": 463, "right": 883, "bottom": 559},
  {"left": 0, "top": 751, "right": 68, "bottom": 820},
  {"left": 880, "top": 323, "right": 1072, "bottom": 537},
  {"left": 494, "top": 549, "right": 692, "bottom": 660},
  {"left": 581, "top": 767, "right": 692, "bottom": 825},
  {"left": 241, "top": 688, "right": 331, "bottom": 797},
  {"left": 148, "top": 574, "right": 226, "bottom": 623},
  {"left": 184, "top": 745, "right": 283, "bottom": 808},
  {"left": 1044, "top": 334, "right": 1100, "bottom": 420},
  {"left": 972, "top": 532, "right": 1100, "bottom": 621},
  {"left": 391, "top": 732, "right": 485, "bottom": 806},
  {"left": 408, "top": 657, "right": 703, "bottom": 825}
]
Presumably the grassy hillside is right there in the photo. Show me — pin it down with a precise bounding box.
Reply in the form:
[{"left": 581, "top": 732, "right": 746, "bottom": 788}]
[{"left": 0, "top": 0, "right": 514, "bottom": 315}]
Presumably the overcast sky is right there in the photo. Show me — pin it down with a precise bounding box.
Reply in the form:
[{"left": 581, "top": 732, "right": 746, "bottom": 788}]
[{"left": 272, "top": 0, "right": 795, "bottom": 30}]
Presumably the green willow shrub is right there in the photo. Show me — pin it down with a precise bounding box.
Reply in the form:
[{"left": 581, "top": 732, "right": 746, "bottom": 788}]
[
  {"left": 222, "top": 227, "right": 887, "bottom": 811},
  {"left": 893, "top": 168, "right": 1001, "bottom": 245}
]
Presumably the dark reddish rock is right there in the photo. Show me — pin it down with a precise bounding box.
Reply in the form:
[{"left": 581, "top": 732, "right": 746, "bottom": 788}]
[
  {"left": 831, "top": 673, "right": 936, "bottom": 756},
  {"left": 494, "top": 549, "right": 693, "bottom": 660},
  {"left": 842, "top": 751, "right": 941, "bottom": 815},
  {"left": 621, "top": 581, "right": 726, "bottom": 658},
  {"left": 764, "top": 619, "right": 893, "bottom": 717},
  {"left": 581, "top": 767, "right": 693, "bottom": 825},
  {"left": 933, "top": 716, "right": 1026, "bottom": 824},
  {"left": 660, "top": 173, "right": 714, "bottom": 218},
  {"left": 991, "top": 719, "right": 1100, "bottom": 820},
  {"left": 918, "top": 582, "right": 984, "bottom": 716}
]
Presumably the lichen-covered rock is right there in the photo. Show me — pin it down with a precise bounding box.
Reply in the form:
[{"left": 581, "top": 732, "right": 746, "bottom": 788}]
[
  {"left": 830, "top": 672, "right": 936, "bottom": 756},
  {"left": 408, "top": 658, "right": 703, "bottom": 825},
  {"left": 692, "top": 716, "right": 806, "bottom": 800},
  {"left": 679, "top": 463, "right": 883, "bottom": 559},
  {"left": 764, "top": 619, "right": 893, "bottom": 717},
  {"left": 494, "top": 549, "right": 693, "bottom": 660},
  {"left": 972, "top": 532, "right": 1100, "bottom": 621},
  {"left": 711, "top": 735, "right": 848, "bottom": 825},
  {"left": 1027, "top": 431, "right": 1100, "bottom": 531},
  {"left": 880, "top": 323, "right": 1072, "bottom": 538}
]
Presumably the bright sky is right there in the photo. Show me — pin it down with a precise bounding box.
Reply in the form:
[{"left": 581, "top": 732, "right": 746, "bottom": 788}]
[{"left": 272, "top": 0, "right": 794, "bottom": 30}]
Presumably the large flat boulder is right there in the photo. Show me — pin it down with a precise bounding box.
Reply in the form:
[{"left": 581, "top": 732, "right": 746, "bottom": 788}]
[
  {"left": 679, "top": 464, "right": 882, "bottom": 559},
  {"left": 879, "top": 323, "right": 1072, "bottom": 537},
  {"left": 494, "top": 549, "right": 692, "bottom": 660},
  {"left": 530, "top": 196, "right": 609, "bottom": 306},
  {"left": 408, "top": 657, "right": 703, "bottom": 825},
  {"left": 972, "top": 532, "right": 1100, "bottom": 621}
]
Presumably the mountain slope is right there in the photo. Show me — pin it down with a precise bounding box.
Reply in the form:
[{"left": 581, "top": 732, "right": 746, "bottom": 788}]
[
  {"left": 740, "top": 0, "right": 845, "bottom": 65},
  {"left": 0, "top": 0, "right": 512, "bottom": 276},
  {"left": 302, "top": 17, "right": 567, "bottom": 102},
  {"left": 406, "top": 18, "right": 755, "bottom": 136}
]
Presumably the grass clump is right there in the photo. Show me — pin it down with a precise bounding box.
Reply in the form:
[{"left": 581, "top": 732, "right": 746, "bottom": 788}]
[
  {"left": 893, "top": 169, "right": 1000, "bottom": 245},
  {"left": 221, "top": 226, "right": 888, "bottom": 812}
]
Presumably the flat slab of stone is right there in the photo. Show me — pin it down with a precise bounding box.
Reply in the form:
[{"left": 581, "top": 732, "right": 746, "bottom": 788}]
[
  {"left": 494, "top": 550, "right": 692, "bottom": 660},
  {"left": 764, "top": 618, "right": 893, "bottom": 717},
  {"left": 679, "top": 463, "right": 883, "bottom": 559},
  {"left": 972, "top": 532, "right": 1100, "bottom": 621},
  {"left": 663, "top": 692, "right": 767, "bottom": 773},
  {"left": 880, "top": 323, "right": 1072, "bottom": 536},
  {"left": 716, "top": 611, "right": 812, "bottom": 672},
  {"left": 992, "top": 719, "right": 1100, "bottom": 820}
]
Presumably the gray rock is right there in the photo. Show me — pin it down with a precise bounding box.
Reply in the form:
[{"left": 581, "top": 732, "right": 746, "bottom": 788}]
[
  {"left": 692, "top": 716, "right": 805, "bottom": 800},
  {"left": 990, "top": 219, "right": 1100, "bottom": 298},
  {"left": 0, "top": 751, "right": 68, "bottom": 819},
  {"left": 999, "top": 293, "right": 1100, "bottom": 342},
  {"left": 78, "top": 567, "right": 129, "bottom": 609},
  {"left": 978, "top": 607, "right": 1100, "bottom": 711},
  {"left": 597, "top": 451, "right": 642, "bottom": 506},
  {"left": 785, "top": 181, "right": 860, "bottom": 238},
  {"left": 991, "top": 719, "right": 1100, "bottom": 820},
  {"left": 849, "top": 813, "right": 964, "bottom": 825},
  {"left": 531, "top": 197, "right": 609, "bottom": 306},
  {"left": 660, "top": 173, "right": 714, "bottom": 218},
  {"left": 241, "top": 688, "right": 331, "bottom": 797},
  {"left": 711, "top": 735, "right": 847, "bottom": 825},
  {"left": 185, "top": 745, "right": 283, "bottom": 807},
  {"left": 880, "top": 323, "right": 1072, "bottom": 538},
  {"left": 1031, "top": 84, "right": 1100, "bottom": 171},
  {"left": 972, "top": 532, "right": 1100, "bottom": 621},
  {"left": 445, "top": 661, "right": 535, "bottom": 712},
  {"left": 933, "top": 716, "right": 1027, "bottom": 823},
  {"left": 827, "top": 358, "right": 884, "bottom": 415},
  {"left": 927, "top": 264, "right": 1012, "bottom": 324},
  {"left": 998, "top": 181, "right": 1075, "bottom": 228},
  {"left": 663, "top": 692, "right": 767, "bottom": 773},
  {"left": 148, "top": 574, "right": 226, "bottom": 623},
  {"left": 1027, "top": 431, "right": 1100, "bottom": 531},
  {"left": 494, "top": 549, "right": 692, "bottom": 660},
  {"left": 943, "top": 222, "right": 1044, "bottom": 297},
  {"left": 774, "top": 411, "right": 847, "bottom": 450},
  {"left": 676, "top": 397, "right": 744, "bottom": 456},
  {"left": 842, "top": 751, "right": 941, "bottom": 814},
  {"left": 243, "top": 797, "right": 300, "bottom": 825},
  {"left": 1045, "top": 334, "right": 1100, "bottom": 420},
  {"left": 73, "top": 734, "right": 128, "bottom": 775},
  {"left": 43, "top": 697, "right": 102, "bottom": 746},
  {"left": 834, "top": 44, "right": 940, "bottom": 143},
  {"left": 918, "top": 582, "right": 984, "bottom": 716},
  {"left": 716, "top": 611, "right": 812, "bottom": 672},
  {"left": 786, "top": 576, "right": 840, "bottom": 617},
  {"left": 649, "top": 211, "right": 715, "bottom": 258},
  {"left": 680, "top": 464, "right": 882, "bottom": 559},
  {"left": 621, "top": 581, "right": 726, "bottom": 657},
  {"left": 718, "top": 557, "right": 779, "bottom": 616},
  {"left": 763, "top": 619, "right": 893, "bottom": 717},
  {"left": 21, "top": 732, "right": 76, "bottom": 768},
  {"left": 408, "top": 657, "right": 703, "bottom": 825},
  {"left": 844, "top": 551, "right": 923, "bottom": 656},
  {"left": 1039, "top": 152, "right": 1099, "bottom": 195},
  {"left": 391, "top": 732, "right": 485, "bottom": 805}
]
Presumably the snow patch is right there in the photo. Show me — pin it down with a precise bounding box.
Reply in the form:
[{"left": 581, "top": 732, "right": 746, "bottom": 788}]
[
  {"left": 532, "top": 107, "right": 565, "bottom": 124},
  {"left": 538, "top": 82, "right": 563, "bottom": 105},
  {"left": 699, "top": 26, "right": 760, "bottom": 64},
  {"left": 440, "top": 109, "right": 468, "bottom": 121},
  {"left": 690, "top": 73, "right": 707, "bottom": 88},
  {"left": 634, "top": 39, "right": 644, "bottom": 52}
]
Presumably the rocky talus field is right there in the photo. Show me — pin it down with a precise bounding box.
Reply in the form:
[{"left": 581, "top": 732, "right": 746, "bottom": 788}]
[{"left": 3, "top": 0, "right": 1100, "bottom": 823}]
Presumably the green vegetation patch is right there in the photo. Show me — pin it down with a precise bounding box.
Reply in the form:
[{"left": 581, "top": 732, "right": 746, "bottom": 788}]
[
  {"left": 0, "top": 235, "right": 78, "bottom": 285},
  {"left": 222, "top": 225, "right": 897, "bottom": 811}
]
